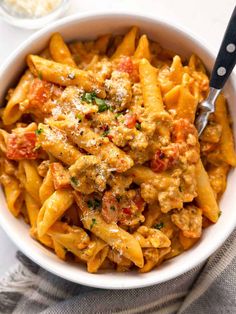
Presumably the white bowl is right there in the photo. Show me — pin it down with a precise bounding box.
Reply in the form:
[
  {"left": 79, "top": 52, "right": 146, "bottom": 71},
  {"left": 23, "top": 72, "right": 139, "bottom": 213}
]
[{"left": 0, "top": 12, "right": 236, "bottom": 289}]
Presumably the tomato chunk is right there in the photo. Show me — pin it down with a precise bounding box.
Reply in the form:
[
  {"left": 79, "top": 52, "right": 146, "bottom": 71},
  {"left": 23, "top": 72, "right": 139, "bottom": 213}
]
[
  {"left": 6, "top": 132, "right": 39, "bottom": 160},
  {"left": 124, "top": 113, "right": 137, "bottom": 128},
  {"left": 150, "top": 146, "right": 179, "bottom": 173},
  {"left": 117, "top": 56, "right": 139, "bottom": 82},
  {"left": 28, "top": 78, "right": 53, "bottom": 107},
  {"left": 172, "top": 119, "right": 197, "bottom": 143},
  {"left": 101, "top": 191, "right": 119, "bottom": 223}
]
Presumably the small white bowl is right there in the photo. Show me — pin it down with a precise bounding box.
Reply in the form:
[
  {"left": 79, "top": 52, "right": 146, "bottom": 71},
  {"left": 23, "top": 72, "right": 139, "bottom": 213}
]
[
  {"left": 0, "top": 0, "right": 70, "bottom": 29},
  {"left": 0, "top": 12, "right": 236, "bottom": 289}
]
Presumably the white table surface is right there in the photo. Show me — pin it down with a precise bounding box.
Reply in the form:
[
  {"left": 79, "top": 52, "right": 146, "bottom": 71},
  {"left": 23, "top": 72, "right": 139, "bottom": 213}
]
[{"left": 0, "top": 0, "right": 235, "bottom": 277}]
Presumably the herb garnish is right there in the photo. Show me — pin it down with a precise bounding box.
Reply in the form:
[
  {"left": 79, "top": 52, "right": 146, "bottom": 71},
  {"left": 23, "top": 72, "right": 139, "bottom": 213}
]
[
  {"left": 90, "top": 218, "right": 97, "bottom": 230},
  {"left": 135, "top": 122, "right": 141, "bottom": 130},
  {"left": 81, "top": 92, "right": 109, "bottom": 112},
  {"left": 38, "top": 71, "right": 43, "bottom": 80},
  {"left": 102, "top": 129, "right": 110, "bottom": 137},
  {"left": 35, "top": 128, "right": 43, "bottom": 135},
  {"left": 154, "top": 222, "right": 164, "bottom": 230},
  {"left": 70, "top": 176, "right": 79, "bottom": 187},
  {"left": 82, "top": 92, "right": 97, "bottom": 103},
  {"left": 76, "top": 114, "right": 83, "bottom": 122},
  {"left": 110, "top": 205, "right": 116, "bottom": 211},
  {"left": 115, "top": 113, "right": 122, "bottom": 119},
  {"left": 87, "top": 199, "right": 101, "bottom": 210},
  {"left": 218, "top": 211, "right": 222, "bottom": 218}
]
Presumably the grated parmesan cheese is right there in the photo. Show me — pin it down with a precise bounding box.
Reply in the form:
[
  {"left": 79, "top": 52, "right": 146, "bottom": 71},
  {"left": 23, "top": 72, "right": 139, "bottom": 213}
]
[{"left": 3, "top": 0, "right": 62, "bottom": 17}]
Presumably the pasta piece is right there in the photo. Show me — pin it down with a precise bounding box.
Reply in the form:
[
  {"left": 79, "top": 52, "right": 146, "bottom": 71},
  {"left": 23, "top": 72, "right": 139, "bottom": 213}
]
[
  {"left": 94, "top": 34, "right": 111, "bottom": 54},
  {"left": 139, "top": 58, "right": 165, "bottom": 114},
  {"left": 111, "top": 26, "right": 138, "bottom": 60},
  {"left": 139, "top": 247, "right": 171, "bottom": 273},
  {"left": 39, "top": 167, "right": 55, "bottom": 203},
  {"left": 196, "top": 160, "right": 220, "bottom": 223},
  {"left": 0, "top": 174, "right": 23, "bottom": 217},
  {"left": 134, "top": 34, "right": 151, "bottom": 61},
  {"left": 18, "top": 160, "right": 42, "bottom": 203},
  {"left": 48, "top": 120, "right": 134, "bottom": 173},
  {"left": 163, "top": 85, "right": 180, "bottom": 110},
  {"left": 25, "top": 192, "right": 40, "bottom": 229},
  {"left": 214, "top": 94, "right": 236, "bottom": 166},
  {"left": 3, "top": 71, "right": 33, "bottom": 125},
  {"left": 170, "top": 55, "right": 184, "bottom": 84},
  {"left": 74, "top": 193, "right": 144, "bottom": 268},
  {"left": 36, "top": 124, "right": 83, "bottom": 165},
  {"left": 0, "top": 129, "right": 9, "bottom": 154},
  {"left": 48, "top": 222, "right": 93, "bottom": 262},
  {"left": 49, "top": 33, "right": 76, "bottom": 67},
  {"left": 175, "top": 73, "right": 198, "bottom": 123},
  {"left": 139, "top": 58, "right": 170, "bottom": 137},
  {"left": 87, "top": 236, "right": 109, "bottom": 273},
  {"left": 179, "top": 231, "right": 199, "bottom": 251},
  {"left": 37, "top": 190, "right": 74, "bottom": 237},
  {"left": 27, "top": 55, "right": 106, "bottom": 98},
  {"left": 52, "top": 238, "right": 67, "bottom": 260}
]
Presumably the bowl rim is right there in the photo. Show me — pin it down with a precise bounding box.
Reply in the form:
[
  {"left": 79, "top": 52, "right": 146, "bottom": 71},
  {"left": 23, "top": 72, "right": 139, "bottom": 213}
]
[{"left": 0, "top": 10, "right": 236, "bottom": 289}]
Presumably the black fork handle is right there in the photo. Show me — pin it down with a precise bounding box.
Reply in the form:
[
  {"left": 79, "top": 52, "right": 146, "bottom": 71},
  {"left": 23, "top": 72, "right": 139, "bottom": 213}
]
[{"left": 210, "top": 6, "right": 236, "bottom": 89}]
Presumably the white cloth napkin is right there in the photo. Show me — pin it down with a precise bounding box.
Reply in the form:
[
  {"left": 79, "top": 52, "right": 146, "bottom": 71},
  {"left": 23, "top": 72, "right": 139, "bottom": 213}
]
[{"left": 0, "top": 228, "right": 235, "bottom": 314}]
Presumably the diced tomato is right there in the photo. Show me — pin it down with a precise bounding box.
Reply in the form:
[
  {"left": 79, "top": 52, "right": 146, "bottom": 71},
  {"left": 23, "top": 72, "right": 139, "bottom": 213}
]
[
  {"left": 6, "top": 132, "right": 39, "bottom": 160},
  {"left": 101, "top": 191, "right": 119, "bottom": 223},
  {"left": 150, "top": 146, "right": 179, "bottom": 173},
  {"left": 124, "top": 113, "right": 137, "bottom": 128},
  {"left": 172, "top": 119, "right": 197, "bottom": 143},
  {"left": 122, "top": 207, "right": 132, "bottom": 215},
  {"left": 150, "top": 149, "right": 167, "bottom": 172},
  {"left": 50, "top": 163, "right": 70, "bottom": 190},
  {"left": 117, "top": 56, "right": 139, "bottom": 82},
  {"left": 133, "top": 192, "right": 145, "bottom": 212},
  {"left": 28, "top": 78, "right": 53, "bottom": 107}
]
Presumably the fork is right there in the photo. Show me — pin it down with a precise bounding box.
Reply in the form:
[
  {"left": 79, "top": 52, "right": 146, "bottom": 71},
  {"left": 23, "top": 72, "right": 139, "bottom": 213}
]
[{"left": 195, "top": 6, "right": 236, "bottom": 136}]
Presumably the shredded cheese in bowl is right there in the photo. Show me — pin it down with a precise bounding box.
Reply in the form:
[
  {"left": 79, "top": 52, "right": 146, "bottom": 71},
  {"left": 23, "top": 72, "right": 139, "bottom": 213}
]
[{"left": 3, "top": 0, "right": 62, "bottom": 18}]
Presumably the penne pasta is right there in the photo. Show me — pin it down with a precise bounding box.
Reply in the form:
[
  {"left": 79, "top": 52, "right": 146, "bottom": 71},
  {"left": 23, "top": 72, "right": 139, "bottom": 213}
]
[
  {"left": 111, "top": 26, "right": 138, "bottom": 60},
  {"left": 27, "top": 55, "right": 106, "bottom": 98},
  {"left": 49, "top": 33, "right": 77, "bottom": 67},
  {"left": 37, "top": 190, "right": 74, "bottom": 237},
  {"left": 3, "top": 71, "right": 33, "bottom": 125},
  {"left": 196, "top": 160, "right": 220, "bottom": 223}
]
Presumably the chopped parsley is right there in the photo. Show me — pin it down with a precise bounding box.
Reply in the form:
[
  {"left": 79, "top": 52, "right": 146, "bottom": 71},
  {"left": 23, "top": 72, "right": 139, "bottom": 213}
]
[
  {"left": 135, "top": 122, "right": 141, "bottom": 130},
  {"left": 81, "top": 92, "right": 109, "bottom": 112},
  {"left": 97, "top": 102, "right": 109, "bottom": 112},
  {"left": 76, "top": 114, "right": 83, "bottom": 122},
  {"left": 38, "top": 71, "right": 43, "bottom": 80},
  {"left": 70, "top": 176, "right": 79, "bottom": 187},
  {"left": 218, "top": 211, "right": 222, "bottom": 218},
  {"left": 110, "top": 205, "right": 116, "bottom": 211},
  {"left": 116, "top": 195, "right": 122, "bottom": 202},
  {"left": 90, "top": 218, "right": 97, "bottom": 230},
  {"left": 82, "top": 92, "right": 97, "bottom": 103},
  {"left": 87, "top": 198, "right": 101, "bottom": 210},
  {"left": 35, "top": 128, "right": 43, "bottom": 135},
  {"left": 115, "top": 113, "right": 122, "bottom": 119},
  {"left": 67, "top": 73, "right": 76, "bottom": 80},
  {"left": 154, "top": 222, "right": 164, "bottom": 230},
  {"left": 102, "top": 129, "right": 110, "bottom": 137}
]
